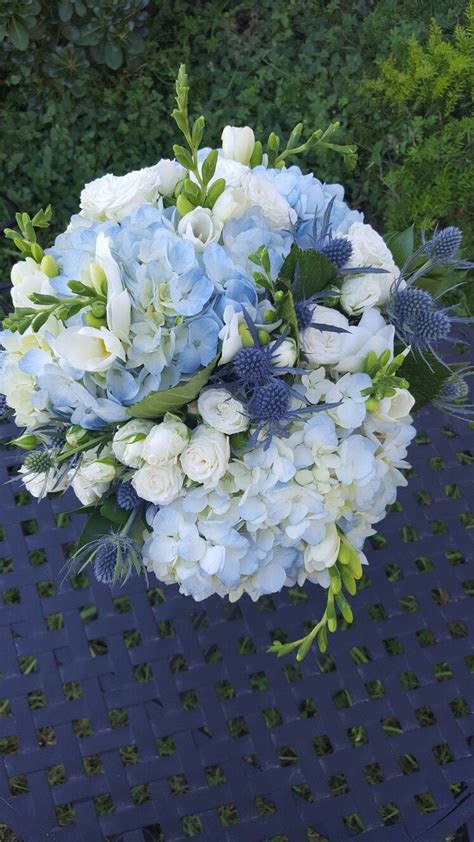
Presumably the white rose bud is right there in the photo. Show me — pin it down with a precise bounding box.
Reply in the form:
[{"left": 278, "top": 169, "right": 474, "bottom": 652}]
[
  {"left": 221, "top": 125, "right": 256, "bottom": 165},
  {"left": 197, "top": 388, "right": 249, "bottom": 434},
  {"left": 270, "top": 337, "right": 297, "bottom": 368},
  {"left": 180, "top": 424, "right": 230, "bottom": 488},
  {"left": 132, "top": 462, "right": 184, "bottom": 506},
  {"left": 112, "top": 419, "right": 154, "bottom": 468},
  {"left": 142, "top": 415, "right": 190, "bottom": 465},
  {"left": 177, "top": 207, "right": 223, "bottom": 252},
  {"left": 213, "top": 187, "right": 249, "bottom": 223},
  {"left": 72, "top": 454, "right": 115, "bottom": 506}
]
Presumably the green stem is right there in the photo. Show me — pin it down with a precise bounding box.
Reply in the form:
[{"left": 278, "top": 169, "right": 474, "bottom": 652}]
[{"left": 56, "top": 433, "right": 110, "bottom": 463}]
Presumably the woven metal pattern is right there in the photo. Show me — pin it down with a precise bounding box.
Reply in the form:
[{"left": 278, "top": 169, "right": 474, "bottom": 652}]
[{"left": 0, "top": 349, "right": 473, "bottom": 842}]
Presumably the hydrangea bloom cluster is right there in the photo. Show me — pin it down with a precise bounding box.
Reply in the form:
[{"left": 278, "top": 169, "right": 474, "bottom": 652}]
[{"left": 0, "top": 67, "right": 469, "bottom": 658}]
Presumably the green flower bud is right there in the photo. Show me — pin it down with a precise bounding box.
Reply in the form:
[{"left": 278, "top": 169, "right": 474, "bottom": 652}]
[
  {"left": 258, "top": 329, "right": 271, "bottom": 345},
  {"left": 91, "top": 301, "right": 106, "bottom": 318},
  {"left": 11, "top": 433, "right": 40, "bottom": 451},
  {"left": 176, "top": 194, "right": 195, "bottom": 217},
  {"left": 238, "top": 324, "right": 254, "bottom": 347},
  {"left": 40, "top": 255, "right": 58, "bottom": 277},
  {"left": 274, "top": 290, "right": 284, "bottom": 302},
  {"left": 263, "top": 309, "right": 277, "bottom": 324},
  {"left": 31, "top": 243, "right": 44, "bottom": 263},
  {"left": 366, "top": 397, "right": 379, "bottom": 413},
  {"left": 66, "top": 425, "right": 90, "bottom": 447},
  {"left": 84, "top": 311, "right": 106, "bottom": 329},
  {"left": 89, "top": 262, "right": 107, "bottom": 296}
]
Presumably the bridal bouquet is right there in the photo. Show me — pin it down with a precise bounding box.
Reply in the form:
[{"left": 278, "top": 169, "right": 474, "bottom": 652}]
[{"left": 1, "top": 67, "right": 471, "bottom": 659}]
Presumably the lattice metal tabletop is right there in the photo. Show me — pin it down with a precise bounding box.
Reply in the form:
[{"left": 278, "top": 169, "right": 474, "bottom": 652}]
[{"left": 0, "top": 347, "right": 473, "bottom": 842}]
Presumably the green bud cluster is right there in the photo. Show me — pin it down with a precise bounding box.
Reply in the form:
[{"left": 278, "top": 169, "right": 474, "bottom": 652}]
[
  {"left": 261, "top": 121, "right": 357, "bottom": 171},
  {"left": 4, "top": 206, "right": 52, "bottom": 261},
  {"left": 3, "top": 275, "right": 108, "bottom": 335},
  {"left": 362, "top": 349, "right": 410, "bottom": 404}
]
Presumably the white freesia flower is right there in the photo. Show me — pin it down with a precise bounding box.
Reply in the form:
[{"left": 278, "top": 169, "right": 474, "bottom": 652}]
[
  {"left": 340, "top": 222, "right": 399, "bottom": 315},
  {"left": 132, "top": 462, "right": 184, "bottom": 505},
  {"left": 304, "top": 523, "right": 340, "bottom": 587},
  {"left": 177, "top": 207, "right": 223, "bottom": 252},
  {"left": 336, "top": 308, "right": 395, "bottom": 373},
  {"left": 95, "top": 232, "right": 131, "bottom": 340},
  {"left": 142, "top": 416, "right": 190, "bottom": 464},
  {"left": 198, "top": 388, "right": 249, "bottom": 434},
  {"left": 241, "top": 172, "right": 297, "bottom": 229},
  {"left": 370, "top": 389, "right": 415, "bottom": 426},
  {"left": 213, "top": 187, "right": 249, "bottom": 223},
  {"left": 55, "top": 325, "right": 126, "bottom": 372},
  {"left": 221, "top": 125, "right": 256, "bottom": 165},
  {"left": 72, "top": 450, "right": 116, "bottom": 505},
  {"left": 11, "top": 258, "right": 55, "bottom": 310},
  {"left": 218, "top": 305, "right": 244, "bottom": 365},
  {"left": 80, "top": 160, "right": 184, "bottom": 222},
  {"left": 300, "top": 304, "right": 350, "bottom": 366},
  {"left": 180, "top": 424, "right": 230, "bottom": 488},
  {"left": 112, "top": 419, "right": 154, "bottom": 468},
  {"left": 270, "top": 337, "right": 297, "bottom": 368}
]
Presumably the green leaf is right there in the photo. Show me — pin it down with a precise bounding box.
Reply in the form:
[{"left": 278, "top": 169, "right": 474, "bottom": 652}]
[
  {"left": 9, "top": 18, "right": 29, "bottom": 51},
  {"left": 127, "top": 356, "right": 219, "bottom": 419},
  {"left": 201, "top": 149, "right": 218, "bottom": 185},
  {"left": 399, "top": 350, "right": 451, "bottom": 410},
  {"left": 76, "top": 511, "right": 110, "bottom": 552},
  {"left": 278, "top": 245, "right": 337, "bottom": 298},
  {"left": 100, "top": 503, "right": 129, "bottom": 526},
  {"left": 386, "top": 226, "right": 414, "bottom": 267},
  {"left": 278, "top": 290, "right": 300, "bottom": 352}
]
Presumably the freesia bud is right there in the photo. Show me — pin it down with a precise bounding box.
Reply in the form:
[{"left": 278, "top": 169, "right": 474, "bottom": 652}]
[
  {"left": 221, "top": 125, "right": 256, "bottom": 166},
  {"left": 89, "top": 262, "right": 107, "bottom": 296},
  {"left": 40, "top": 255, "right": 58, "bottom": 277},
  {"left": 11, "top": 433, "right": 40, "bottom": 451}
]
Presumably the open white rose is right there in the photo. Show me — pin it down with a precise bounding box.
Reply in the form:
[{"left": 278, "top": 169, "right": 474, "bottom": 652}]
[
  {"left": 300, "top": 305, "right": 350, "bottom": 366},
  {"left": 132, "top": 462, "right": 184, "bottom": 505},
  {"left": 177, "top": 207, "right": 223, "bottom": 252},
  {"left": 304, "top": 523, "right": 340, "bottom": 587},
  {"left": 95, "top": 233, "right": 131, "bottom": 340},
  {"left": 72, "top": 451, "right": 116, "bottom": 506},
  {"left": 221, "top": 125, "right": 256, "bottom": 165},
  {"left": 213, "top": 187, "right": 249, "bottom": 223},
  {"left": 198, "top": 388, "right": 249, "bottom": 434},
  {"left": 80, "top": 160, "right": 184, "bottom": 222},
  {"left": 11, "top": 258, "right": 55, "bottom": 310},
  {"left": 55, "top": 326, "right": 126, "bottom": 372},
  {"left": 112, "top": 419, "right": 154, "bottom": 468},
  {"left": 142, "top": 416, "right": 190, "bottom": 464},
  {"left": 180, "top": 424, "right": 230, "bottom": 487},
  {"left": 241, "top": 173, "right": 297, "bottom": 229},
  {"left": 340, "top": 222, "right": 399, "bottom": 315},
  {"left": 335, "top": 308, "right": 395, "bottom": 374}
]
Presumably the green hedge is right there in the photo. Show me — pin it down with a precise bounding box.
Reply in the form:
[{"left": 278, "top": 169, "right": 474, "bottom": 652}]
[{"left": 0, "top": 0, "right": 471, "bottom": 278}]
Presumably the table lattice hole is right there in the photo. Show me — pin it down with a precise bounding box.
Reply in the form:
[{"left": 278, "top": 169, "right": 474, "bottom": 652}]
[
  {"left": 18, "top": 655, "right": 37, "bottom": 674},
  {"left": 156, "top": 735, "right": 176, "bottom": 756},
  {"left": 415, "top": 555, "right": 434, "bottom": 573},
  {"left": 400, "top": 670, "right": 420, "bottom": 691},
  {"left": 93, "top": 793, "right": 114, "bottom": 815},
  {"left": 332, "top": 689, "right": 352, "bottom": 709},
  {"left": 365, "top": 679, "right": 385, "bottom": 699},
  {"left": 203, "top": 644, "right": 222, "bottom": 664},
  {"left": 27, "top": 689, "right": 46, "bottom": 709},
  {"left": 120, "top": 744, "right": 140, "bottom": 766},
  {"left": 205, "top": 765, "right": 226, "bottom": 786},
  {"left": 363, "top": 762, "right": 384, "bottom": 784},
  {"left": 228, "top": 715, "right": 249, "bottom": 737},
  {"left": 158, "top": 619, "right": 175, "bottom": 638},
  {"left": 306, "top": 828, "right": 329, "bottom": 842},
  {"left": 249, "top": 671, "right": 268, "bottom": 691},
  {"left": 348, "top": 725, "right": 368, "bottom": 747},
  {"left": 28, "top": 549, "right": 46, "bottom": 568},
  {"left": 63, "top": 681, "right": 82, "bottom": 701},
  {"left": 431, "top": 519, "right": 449, "bottom": 535},
  {"left": 284, "top": 663, "right": 303, "bottom": 684},
  {"left": 0, "top": 698, "right": 11, "bottom": 717},
  {"left": 415, "top": 706, "right": 437, "bottom": 727},
  {"left": 14, "top": 490, "right": 31, "bottom": 506},
  {"left": 47, "top": 764, "right": 66, "bottom": 786},
  {"left": 55, "top": 803, "right": 77, "bottom": 826},
  {"left": 456, "top": 449, "right": 473, "bottom": 467},
  {"left": 238, "top": 635, "right": 256, "bottom": 655},
  {"left": 255, "top": 794, "right": 277, "bottom": 815},
  {"left": 449, "top": 696, "right": 470, "bottom": 718},
  {"left": 89, "top": 637, "right": 108, "bottom": 657},
  {"left": 131, "top": 783, "right": 151, "bottom": 805},
  {"left": 169, "top": 653, "right": 187, "bottom": 673},
  {"left": 45, "top": 611, "right": 64, "bottom": 631},
  {"left": 433, "top": 661, "right": 453, "bottom": 682},
  {"left": 133, "top": 662, "right": 153, "bottom": 683},
  {"left": 215, "top": 680, "right": 236, "bottom": 700},
  {"left": 414, "top": 791, "right": 437, "bottom": 814},
  {"left": 384, "top": 636, "right": 404, "bottom": 656},
  {"left": 37, "top": 580, "right": 56, "bottom": 599},
  {"left": 312, "top": 735, "right": 333, "bottom": 756},
  {"left": 441, "top": 426, "right": 458, "bottom": 438},
  {"left": 147, "top": 586, "right": 166, "bottom": 606},
  {"left": 257, "top": 595, "right": 276, "bottom": 613},
  {"left": 464, "top": 654, "right": 474, "bottom": 672},
  {"left": 460, "top": 511, "right": 474, "bottom": 528},
  {"left": 223, "top": 603, "right": 242, "bottom": 621},
  {"left": 416, "top": 628, "right": 436, "bottom": 647},
  {"left": 445, "top": 483, "right": 462, "bottom": 499},
  {"left": 450, "top": 782, "right": 467, "bottom": 800},
  {"left": 168, "top": 773, "right": 189, "bottom": 796},
  {"left": 191, "top": 610, "right": 208, "bottom": 630},
  {"left": 113, "top": 595, "right": 132, "bottom": 613},
  {"left": 446, "top": 550, "right": 465, "bottom": 566},
  {"left": 123, "top": 629, "right": 142, "bottom": 648},
  {"left": 399, "top": 595, "right": 418, "bottom": 614},
  {"left": 278, "top": 745, "right": 298, "bottom": 767},
  {"left": 387, "top": 500, "right": 403, "bottom": 513},
  {"left": 401, "top": 526, "right": 419, "bottom": 544},
  {"left": 368, "top": 603, "right": 388, "bottom": 621},
  {"left": 269, "top": 836, "right": 289, "bottom": 842},
  {"left": 143, "top": 823, "right": 164, "bottom": 841},
  {"left": 83, "top": 754, "right": 104, "bottom": 775},
  {"left": 79, "top": 604, "right": 98, "bottom": 624},
  {"left": 243, "top": 753, "right": 262, "bottom": 769},
  {"left": 3, "top": 587, "right": 20, "bottom": 605},
  {"left": 300, "top": 698, "right": 318, "bottom": 719},
  {"left": 180, "top": 689, "right": 199, "bottom": 710},
  {"left": 416, "top": 490, "right": 432, "bottom": 506},
  {"left": 8, "top": 773, "right": 28, "bottom": 796},
  {"left": 21, "top": 518, "right": 38, "bottom": 536},
  {"left": 429, "top": 456, "right": 445, "bottom": 471},
  {"left": 433, "top": 743, "right": 454, "bottom": 765},
  {"left": 342, "top": 813, "right": 365, "bottom": 834},
  {"left": 350, "top": 646, "right": 370, "bottom": 665},
  {"left": 398, "top": 753, "right": 420, "bottom": 775},
  {"left": 55, "top": 512, "right": 71, "bottom": 528},
  {"left": 218, "top": 803, "right": 240, "bottom": 825},
  {"left": 0, "top": 735, "right": 19, "bottom": 755},
  {"left": 262, "top": 707, "right": 283, "bottom": 728},
  {"left": 0, "top": 556, "right": 13, "bottom": 573},
  {"left": 181, "top": 814, "right": 202, "bottom": 837},
  {"left": 448, "top": 620, "right": 468, "bottom": 638},
  {"left": 415, "top": 431, "right": 430, "bottom": 445},
  {"left": 36, "top": 725, "right": 57, "bottom": 747},
  {"left": 328, "top": 773, "right": 349, "bottom": 796},
  {"left": 385, "top": 564, "right": 402, "bottom": 582},
  {"left": 288, "top": 586, "right": 308, "bottom": 605},
  {"left": 369, "top": 533, "right": 386, "bottom": 550},
  {"left": 291, "top": 783, "right": 314, "bottom": 803},
  {"left": 317, "top": 654, "right": 337, "bottom": 673},
  {"left": 462, "top": 578, "right": 474, "bottom": 596},
  {"left": 73, "top": 717, "right": 94, "bottom": 738},
  {"left": 379, "top": 802, "right": 401, "bottom": 825},
  {"left": 109, "top": 707, "right": 128, "bottom": 728},
  {"left": 381, "top": 717, "right": 403, "bottom": 737},
  {"left": 404, "top": 466, "right": 416, "bottom": 479},
  {"left": 70, "top": 571, "right": 89, "bottom": 590}
]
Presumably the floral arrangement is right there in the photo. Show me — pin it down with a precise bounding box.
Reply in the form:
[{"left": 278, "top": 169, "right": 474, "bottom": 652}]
[{"left": 1, "top": 67, "right": 471, "bottom": 660}]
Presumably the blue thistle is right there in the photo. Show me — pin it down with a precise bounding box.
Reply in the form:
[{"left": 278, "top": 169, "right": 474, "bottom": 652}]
[
  {"left": 318, "top": 236, "right": 353, "bottom": 269},
  {"left": 432, "top": 226, "right": 463, "bottom": 259},
  {"left": 387, "top": 287, "right": 451, "bottom": 351},
  {"left": 433, "top": 366, "right": 473, "bottom": 419},
  {"left": 233, "top": 346, "right": 273, "bottom": 389},
  {"left": 0, "top": 393, "right": 9, "bottom": 422},
  {"left": 250, "top": 379, "right": 291, "bottom": 425},
  {"left": 294, "top": 300, "right": 314, "bottom": 331},
  {"left": 24, "top": 450, "right": 54, "bottom": 474},
  {"left": 116, "top": 481, "right": 139, "bottom": 511},
  {"left": 94, "top": 542, "right": 118, "bottom": 585}
]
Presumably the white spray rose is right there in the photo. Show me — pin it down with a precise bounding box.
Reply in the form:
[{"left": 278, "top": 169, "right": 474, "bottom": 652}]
[
  {"left": 177, "top": 207, "right": 223, "bottom": 252},
  {"left": 72, "top": 451, "right": 116, "bottom": 506},
  {"left": 54, "top": 326, "right": 126, "bottom": 372},
  {"left": 211, "top": 156, "right": 250, "bottom": 188},
  {"left": 340, "top": 222, "right": 399, "bottom": 315},
  {"left": 80, "top": 160, "right": 184, "bottom": 222},
  {"left": 198, "top": 388, "right": 249, "bottom": 434},
  {"left": 304, "top": 524, "right": 340, "bottom": 586},
  {"left": 242, "top": 173, "right": 297, "bottom": 229},
  {"left": 213, "top": 187, "right": 249, "bottom": 223},
  {"left": 142, "top": 416, "right": 190, "bottom": 464},
  {"left": 335, "top": 308, "right": 395, "bottom": 374},
  {"left": 300, "top": 305, "right": 350, "bottom": 366},
  {"left": 11, "top": 258, "right": 55, "bottom": 310},
  {"left": 180, "top": 424, "right": 230, "bottom": 488},
  {"left": 132, "top": 462, "right": 184, "bottom": 505},
  {"left": 112, "top": 419, "right": 154, "bottom": 468},
  {"left": 270, "top": 337, "right": 297, "bottom": 368},
  {"left": 221, "top": 125, "right": 256, "bottom": 165}
]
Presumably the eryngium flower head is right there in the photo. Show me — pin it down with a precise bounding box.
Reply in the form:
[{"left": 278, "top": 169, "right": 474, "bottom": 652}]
[
  {"left": 23, "top": 450, "right": 54, "bottom": 474},
  {"left": 432, "top": 226, "right": 463, "bottom": 259},
  {"left": 387, "top": 287, "right": 450, "bottom": 348},
  {"left": 233, "top": 346, "right": 273, "bottom": 389},
  {"left": 318, "top": 236, "right": 353, "bottom": 269},
  {"left": 116, "top": 481, "right": 140, "bottom": 511}
]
